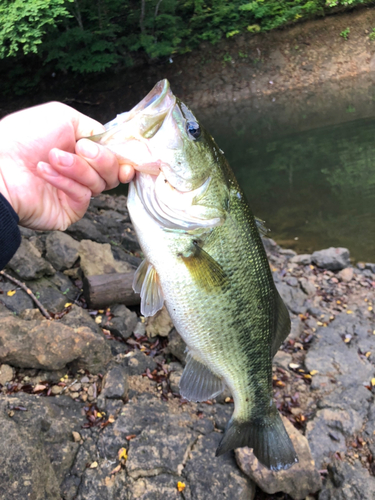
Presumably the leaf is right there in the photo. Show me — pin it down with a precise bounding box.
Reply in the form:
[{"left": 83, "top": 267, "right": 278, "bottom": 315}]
[
  {"left": 118, "top": 448, "right": 127, "bottom": 461},
  {"left": 64, "top": 302, "right": 72, "bottom": 308},
  {"left": 177, "top": 482, "right": 186, "bottom": 492},
  {"left": 7, "top": 290, "right": 16, "bottom": 296},
  {"left": 89, "top": 461, "right": 98, "bottom": 469}
]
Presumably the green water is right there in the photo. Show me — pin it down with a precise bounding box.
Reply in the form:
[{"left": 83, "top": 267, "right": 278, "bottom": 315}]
[{"left": 205, "top": 115, "right": 375, "bottom": 262}]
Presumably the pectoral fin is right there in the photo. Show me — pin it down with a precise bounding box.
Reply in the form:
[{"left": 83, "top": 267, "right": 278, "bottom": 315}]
[
  {"left": 179, "top": 352, "right": 224, "bottom": 402},
  {"left": 133, "top": 259, "right": 164, "bottom": 317},
  {"left": 181, "top": 242, "right": 227, "bottom": 289}
]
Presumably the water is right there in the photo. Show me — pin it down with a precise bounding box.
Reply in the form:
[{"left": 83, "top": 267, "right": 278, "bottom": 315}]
[
  {"left": 112, "top": 76, "right": 375, "bottom": 262},
  {"left": 196, "top": 78, "right": 375, "bottom": 262}
]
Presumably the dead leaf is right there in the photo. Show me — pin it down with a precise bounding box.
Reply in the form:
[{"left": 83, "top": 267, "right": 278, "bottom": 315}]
[
  {"left": 89, "top": 461, "right": 98, "bottom": 469},
  {"left": 177, "top": 482, "right": 186, "bottom": 492},
  {"left": 7, "top": 290, "right": 16, "bottom": 297}
]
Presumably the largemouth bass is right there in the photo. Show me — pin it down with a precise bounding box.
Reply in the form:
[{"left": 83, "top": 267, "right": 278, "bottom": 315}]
[{"left": 93, "top": 80, "right": 298, "bottom": 471}]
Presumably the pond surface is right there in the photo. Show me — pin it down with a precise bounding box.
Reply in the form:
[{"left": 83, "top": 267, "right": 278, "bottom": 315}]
[{"left": 196, "top": 78, "right": 375, "bottom": 263}]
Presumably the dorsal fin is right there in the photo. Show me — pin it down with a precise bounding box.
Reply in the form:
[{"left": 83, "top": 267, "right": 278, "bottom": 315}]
[{"left": 271, "top": 290, "right": 291, "bottom": 358}]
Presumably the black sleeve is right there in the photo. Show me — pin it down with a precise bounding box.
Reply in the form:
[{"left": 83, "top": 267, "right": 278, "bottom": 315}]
[{"left": 0, "top": 193, "right": 21, "bottom": 270}]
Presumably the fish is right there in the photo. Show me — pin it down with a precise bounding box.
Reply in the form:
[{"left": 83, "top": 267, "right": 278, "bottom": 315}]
[{"left": 92, "top": 79, "right": 298, "bottom": 471}]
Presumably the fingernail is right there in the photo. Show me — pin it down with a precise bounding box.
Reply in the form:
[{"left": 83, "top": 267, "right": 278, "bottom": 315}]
[
  {"left": 78, "top": 139, "right": 99, "bottom": 159},
  {"left": 56, "top": 151, "right": 74, "bottom": 167},
  {"left": 38, "top": 162, "right": 59, "bottom": 176}
]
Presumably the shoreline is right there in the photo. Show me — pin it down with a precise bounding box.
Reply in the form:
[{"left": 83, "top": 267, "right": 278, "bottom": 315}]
[{"left": 2, "top": 8, "right": 375, "bottom": 123}]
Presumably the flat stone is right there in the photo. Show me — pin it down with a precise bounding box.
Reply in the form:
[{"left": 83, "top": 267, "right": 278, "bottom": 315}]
[
  {"left": 236, "top": 417, "right": 321, "bottom": 500},
  {"left": 291, "top": 254, "right": 312, "bottom": 265},
  {"left": 311, "top": 247, "right": 350, "bottom": 271},
  {"left": 7, "top": 238, "right": 55, "bottom": 280},
  {"left": 319, "top": 459, "right": 375, "bottom": 499},
  {"left": 185, "top": 432, "right": 255, "bottom": 500},
  {"left": 123, "top": 351, "right": 157, "bottom": 376},
  {"left": 306, "top": 409, "right": 364, "bottom": 469},
  {"left": 127, "top": 474, "right": 191, "bottom": 500},
  {"left": 45, "top": 231, "right": 80, "bottom": 271},
  {"left": 79, "top": 240, "right": 132, "bottom": 277},
  {"left": 146, "top": 306, "right": 174, "bottom": 338}
]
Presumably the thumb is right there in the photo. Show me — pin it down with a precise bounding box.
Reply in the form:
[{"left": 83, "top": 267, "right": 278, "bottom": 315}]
[{"left": 73, "top": 110, "right": 106, "bottom": 140}]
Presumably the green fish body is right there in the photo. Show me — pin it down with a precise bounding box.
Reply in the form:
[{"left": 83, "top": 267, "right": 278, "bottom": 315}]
[{"left": 95, "top": 80, "right": 298, "bottom": 471}]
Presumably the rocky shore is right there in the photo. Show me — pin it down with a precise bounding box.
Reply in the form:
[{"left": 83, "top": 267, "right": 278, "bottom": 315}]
[{"left": 0, "top": 194, "right": 374, "bottom": 500}]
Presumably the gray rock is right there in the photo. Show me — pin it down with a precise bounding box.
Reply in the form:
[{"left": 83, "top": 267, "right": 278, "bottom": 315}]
[
  {"left": 100, "top": 365, "right": 129, "bottom": 401},
  {"left": 120, "top": 223, "right": 141, "bottom": 253},
  {"left": 123, "top": 351, "right": 157, "bottom": 376},
  {"left": 289, "top": 316, "right": 304, "bottom": 340},
  {"left": 102, "top": 304, "right": 138, "bottom": 340},
  {"left": 311, "top": 247, "right": 350, "bottom": 271},
  {"left": 0, "top": 416, "right": 61, "bottom": 499},
  {"left": 7, "top": 238, "right": 55, "bottom": 279},
  {"left": 0, "top": 279, "right": 34, "bottom": 313},
  {"left": 236, "top": 417, "right": 321, "bottom": 500},
  {"left": 24, "top": 275, "right": 77, "bottom": 314},
  {"left": 0, "top": 393, "right": 85, "bottom": 498},
  {"left": 280, "top": 248, "right": 297, "bottom": 257},
  {"left": 165, "top": 328, "right": 187, "bottom": 365},
  {"left": 59, "top": 304, "right": 101, "bottom": 334},
  {"left": 300, "top": 278, "right": 317, "bottom": 296},
  {"left": 365, "top": 262, "right": 375, "bottom": 273},
  {"left": 291, "top": 254, "right": 312, "bottom": 265},
  {"left": 184, "top": 432, "right": 255, "bottom": 500},
  {"left": 276, "top": 282, "right": 307, "bottom": 314},
  {"left": 79, "top": 240, "right": 132, "bottom": 277},
  {"left": 0, "top": 315, "right": 111, "bottom": 372},
  {"left": 127, "top": 423, "right": 196, "bottom": 478},
  {"left": 319, "top": 459, "right": 375, "bottom": 499},
  {"left": 262, "top": 237, "right": 278, "bottom": 252},
  {"left": 306, "top": 409, "right": 364, "bottom": 469},
  {"left": 273, "top": 350, "right": 292, "bottom": 370},
  {"left": 45, "top": 231, "right": 80, "bottom": 271},
  {"left": 65, "top": 217, "right": 109, "bottom": 243},
  {"left": 74, "top": 464, "right": 127, "bottom": 500},
  {"left": 127, "top": 474, "right": 191, "bottom": 500}
]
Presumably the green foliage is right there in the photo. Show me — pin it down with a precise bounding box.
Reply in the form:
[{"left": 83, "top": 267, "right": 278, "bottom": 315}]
[
  {"left": 0, "top": 0, "right": 368, "bottom": 91},
  {"left": 340, "top": 27, "right": 350, "bottom": 40},
  {"left": 0, "top": 0, "right": 72, "bottom": 57},
  {"left": 369, "top": 28, "right": 375, "bottom": 41}
]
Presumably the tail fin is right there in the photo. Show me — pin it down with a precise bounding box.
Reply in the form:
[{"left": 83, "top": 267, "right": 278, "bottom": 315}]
[{"left": 216, "top": 408, "right": 298, "bottom": 471}]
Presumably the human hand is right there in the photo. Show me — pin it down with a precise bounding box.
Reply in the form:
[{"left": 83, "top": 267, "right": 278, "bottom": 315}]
[{"left": 0, "top": 102, "right": 135, "bottom": 231}]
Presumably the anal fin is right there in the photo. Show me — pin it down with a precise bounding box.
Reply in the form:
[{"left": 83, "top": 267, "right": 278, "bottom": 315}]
[
  {"left": 132, "top": 259, "right": 164, "bottom": 317},
  {"left": 179, "top": 352, "right": 224, "bottom": 402}
]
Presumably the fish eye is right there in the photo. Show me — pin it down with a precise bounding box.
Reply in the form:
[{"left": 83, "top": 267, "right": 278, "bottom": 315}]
[{"left": 186, "top": 121, "right": 201, "bottom": 140}]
